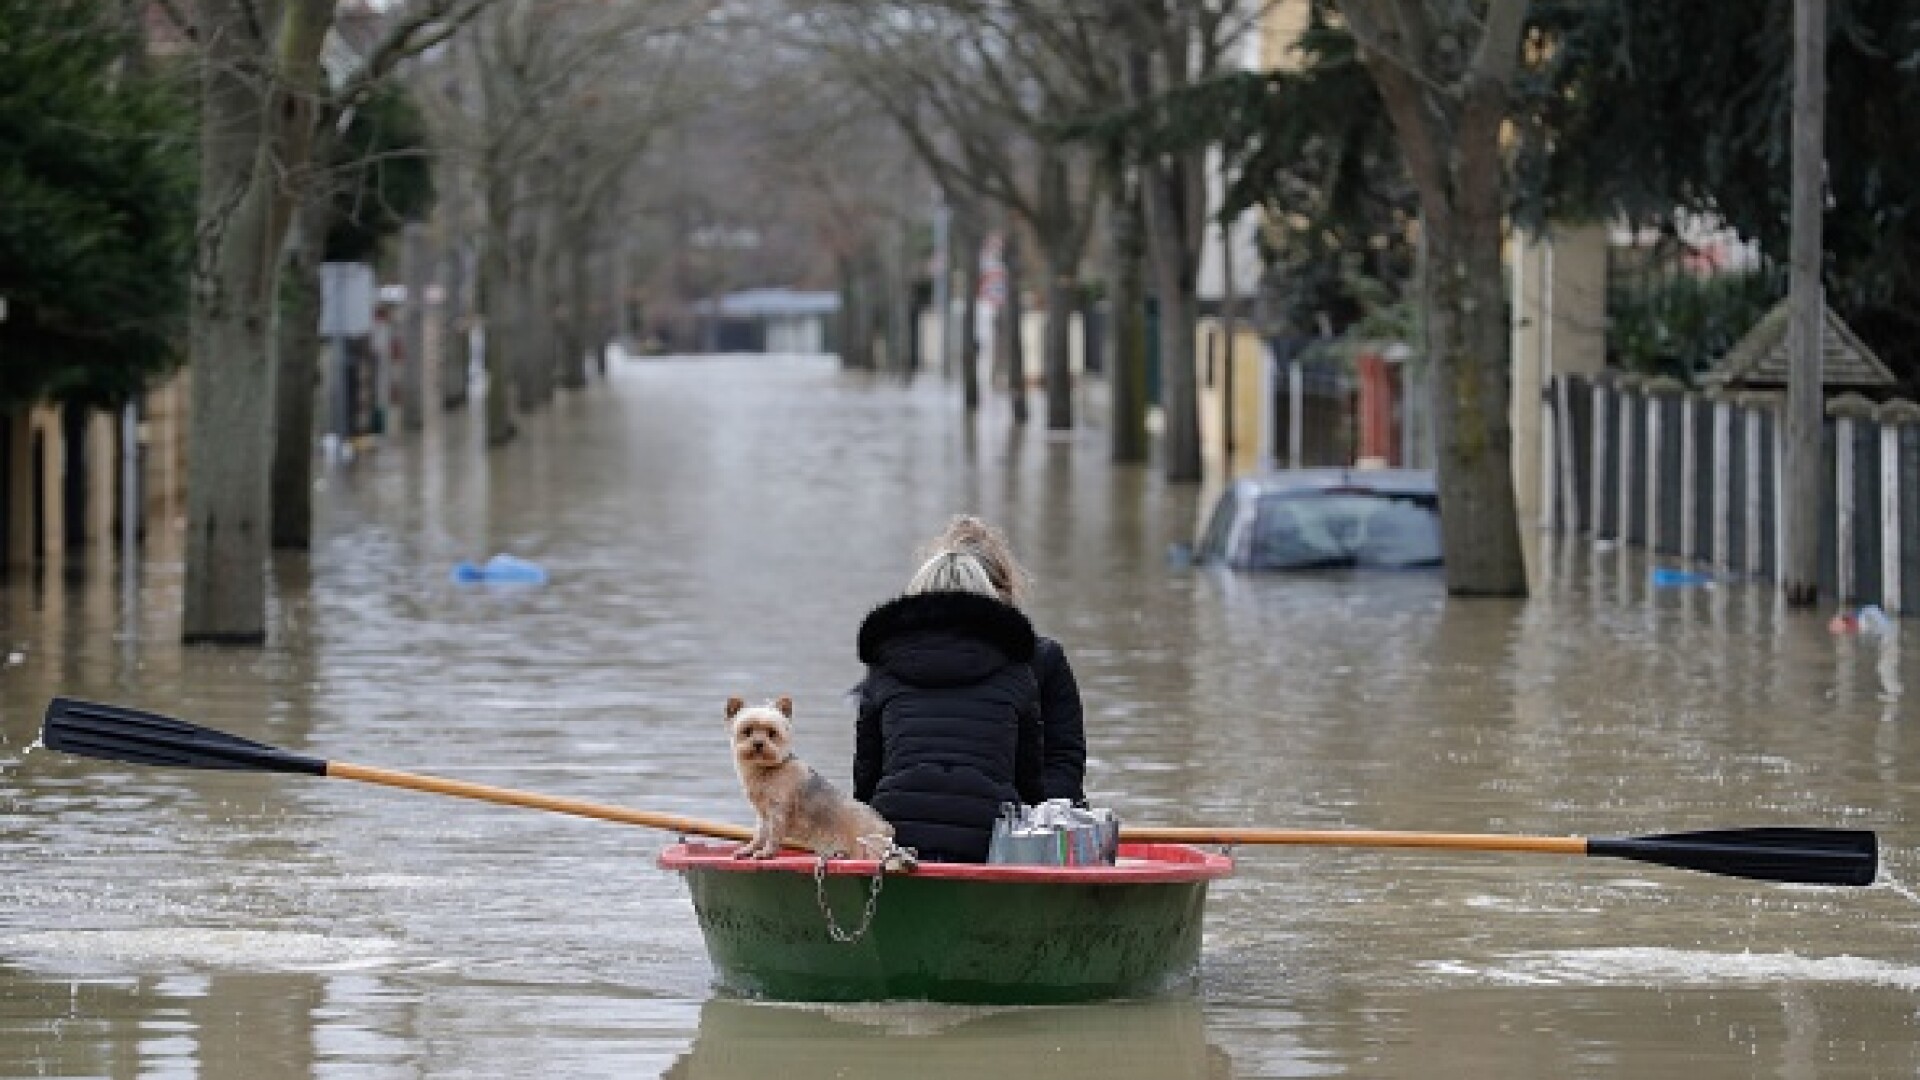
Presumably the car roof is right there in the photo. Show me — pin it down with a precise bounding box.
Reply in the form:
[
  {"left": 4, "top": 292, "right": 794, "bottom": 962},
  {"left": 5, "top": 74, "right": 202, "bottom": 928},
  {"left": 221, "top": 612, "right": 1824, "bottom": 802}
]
[{"left": 1232, "top": 468, "right": 1436, "bottom": 498}]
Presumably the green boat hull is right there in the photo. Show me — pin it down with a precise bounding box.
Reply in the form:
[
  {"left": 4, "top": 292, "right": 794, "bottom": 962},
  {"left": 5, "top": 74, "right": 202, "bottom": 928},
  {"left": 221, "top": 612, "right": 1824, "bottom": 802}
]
[{"left": 661, "top": 842, "right": 1231, "bottom": 1005}]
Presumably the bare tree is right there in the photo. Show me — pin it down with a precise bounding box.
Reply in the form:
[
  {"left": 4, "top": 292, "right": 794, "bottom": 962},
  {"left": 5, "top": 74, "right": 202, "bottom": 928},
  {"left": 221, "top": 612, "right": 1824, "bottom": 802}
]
[
  {"left": 990, "top": 0, "right": 1153, "bottom": 458},
  {"left": 183, "top": 0, "right": 495, "bottom": 642},
  {"left": 803, "top": 0, "right": 1103, "bottom": 425},
  {"left": 271, "top": 182, "right": 333, "bottom": 552},
  {"left": 1117, "top": 2, "right": 1258, "bottom": 483},
  {"left": 1103, "top": 146, "right": 1151, "bottom": 464},
  {"left": 1336, "top": 0, "right": 1529, "bottom": 596},
  {"left": 418, "top": 0, "right": 708, "bottom": 439},
  {"left": 273, "top": 17, "right": 464, "bottom": 552}
]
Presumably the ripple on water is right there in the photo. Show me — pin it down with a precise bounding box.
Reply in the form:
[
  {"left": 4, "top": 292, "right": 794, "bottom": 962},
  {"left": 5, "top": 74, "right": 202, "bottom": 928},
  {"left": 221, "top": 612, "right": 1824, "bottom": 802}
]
[
  {"left": 0, "top": 928, "right": 400, "bottom": 974},
  {"left": 1429, "top": 947, "right": 1920, "bottom": 990}
]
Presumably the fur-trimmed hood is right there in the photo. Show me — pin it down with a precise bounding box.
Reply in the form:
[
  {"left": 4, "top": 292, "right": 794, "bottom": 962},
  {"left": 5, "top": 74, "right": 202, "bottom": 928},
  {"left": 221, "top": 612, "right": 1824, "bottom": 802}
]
[{"left": 857, "top": 591, "right": 1036, "bottom": 685}]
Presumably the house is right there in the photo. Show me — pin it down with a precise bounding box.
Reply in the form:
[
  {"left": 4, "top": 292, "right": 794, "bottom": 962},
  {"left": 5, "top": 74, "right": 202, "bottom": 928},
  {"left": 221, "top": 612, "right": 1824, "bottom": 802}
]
[{"left": 691, "top": 288, "right": 840, "bottom": 355}]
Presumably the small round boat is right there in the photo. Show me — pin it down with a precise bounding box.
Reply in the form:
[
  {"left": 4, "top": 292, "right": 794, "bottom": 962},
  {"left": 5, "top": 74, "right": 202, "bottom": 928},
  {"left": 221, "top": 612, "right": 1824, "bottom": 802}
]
[{"left": 658, "top": 841, "right": 1234, "bottom": 1005}]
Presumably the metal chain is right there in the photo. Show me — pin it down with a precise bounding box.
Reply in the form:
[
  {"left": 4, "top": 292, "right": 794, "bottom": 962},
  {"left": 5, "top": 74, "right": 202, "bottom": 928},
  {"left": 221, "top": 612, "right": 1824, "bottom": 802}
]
[{"left": 813, "top": 850, "right": 887, "bottom": 944}]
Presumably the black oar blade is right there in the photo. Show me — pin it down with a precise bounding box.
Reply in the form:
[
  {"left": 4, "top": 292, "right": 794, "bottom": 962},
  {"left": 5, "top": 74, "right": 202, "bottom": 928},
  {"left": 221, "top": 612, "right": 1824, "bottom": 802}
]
[
  {"left": 1589, "top": 827, "right": 1877, "bottom": 887},
  {"left": 41, "top": 697, "right": 326, "bottom": 776}
]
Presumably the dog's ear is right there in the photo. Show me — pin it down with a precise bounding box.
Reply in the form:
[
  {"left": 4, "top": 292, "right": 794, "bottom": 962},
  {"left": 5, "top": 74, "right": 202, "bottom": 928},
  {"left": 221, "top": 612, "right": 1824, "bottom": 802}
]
[
  {"left": 725, "top": 696, "right": 744, "bottom": 719},
  {"left": 773, "top": 696, "right": 793, "bottom": 718}
]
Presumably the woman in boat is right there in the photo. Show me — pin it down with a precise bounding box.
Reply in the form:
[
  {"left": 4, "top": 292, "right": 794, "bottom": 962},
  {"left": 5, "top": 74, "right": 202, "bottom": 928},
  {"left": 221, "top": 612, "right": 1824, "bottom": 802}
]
[
  {"left": 853, "top": 550, "right": 1045, "bottom": 862},
  {"left": 925, "top": 515, "right": 1087, "bottom": 805}
]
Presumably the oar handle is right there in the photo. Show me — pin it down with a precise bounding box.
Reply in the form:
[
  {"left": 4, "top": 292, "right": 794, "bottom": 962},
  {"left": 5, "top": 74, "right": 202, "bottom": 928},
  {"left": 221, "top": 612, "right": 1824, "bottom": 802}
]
[
  {"left": 325, "top": 762, "right": 756, "bottom": 844},
  {"left": 1120, "top": 826, "right": 1588, "bottom": 856}
]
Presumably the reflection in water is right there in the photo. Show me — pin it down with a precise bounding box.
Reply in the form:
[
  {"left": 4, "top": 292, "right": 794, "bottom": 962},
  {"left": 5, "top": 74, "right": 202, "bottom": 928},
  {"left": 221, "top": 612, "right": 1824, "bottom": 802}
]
[
  {"left": 662, "top": 997, "right": 1230, "bottom": 1080},
  {"left": 5, "top": 357, "right": 1920, "bottom": 1077}
]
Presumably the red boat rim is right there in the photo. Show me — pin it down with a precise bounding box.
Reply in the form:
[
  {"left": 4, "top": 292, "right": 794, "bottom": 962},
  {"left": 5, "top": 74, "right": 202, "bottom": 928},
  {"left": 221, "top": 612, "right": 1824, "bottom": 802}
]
[{"left": 658, "top": 840, "right": 1234, "bottom": 884}]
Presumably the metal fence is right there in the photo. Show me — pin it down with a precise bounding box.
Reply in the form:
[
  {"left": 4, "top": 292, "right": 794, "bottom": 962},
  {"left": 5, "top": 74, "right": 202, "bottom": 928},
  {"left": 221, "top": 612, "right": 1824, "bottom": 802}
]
[{"left": 1549, "top": 373, "right": 1920, "bottom": 614}]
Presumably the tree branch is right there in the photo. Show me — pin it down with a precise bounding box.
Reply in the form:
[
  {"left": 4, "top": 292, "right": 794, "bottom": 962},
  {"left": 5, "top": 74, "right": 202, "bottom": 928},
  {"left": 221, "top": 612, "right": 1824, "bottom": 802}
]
[{"left": 335, "top": 0, "right": 497, "bottom": 111}]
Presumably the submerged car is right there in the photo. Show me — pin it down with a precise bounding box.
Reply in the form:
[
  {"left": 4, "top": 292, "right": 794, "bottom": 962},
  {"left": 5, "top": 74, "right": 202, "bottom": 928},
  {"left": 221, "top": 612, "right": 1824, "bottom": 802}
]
[{"left": 1190, "top": 468, "right": 1443, "bottom": 571}]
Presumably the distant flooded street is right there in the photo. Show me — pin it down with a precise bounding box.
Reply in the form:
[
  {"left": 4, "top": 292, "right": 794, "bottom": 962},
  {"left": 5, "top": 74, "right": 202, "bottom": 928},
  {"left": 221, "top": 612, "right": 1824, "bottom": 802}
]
[{"left": 4, "top": 356, "right": 1919, "bottom": 1077}]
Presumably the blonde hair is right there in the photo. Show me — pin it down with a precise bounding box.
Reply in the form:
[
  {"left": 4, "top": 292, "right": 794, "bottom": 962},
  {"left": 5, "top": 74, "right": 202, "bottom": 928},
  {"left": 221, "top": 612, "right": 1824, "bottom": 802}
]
[
  {"left": 906, "top": 550, "right": 1000, "bottom": 598},
  {"left": 921, "top": 515, "right": 1031, "bottom": 606}
]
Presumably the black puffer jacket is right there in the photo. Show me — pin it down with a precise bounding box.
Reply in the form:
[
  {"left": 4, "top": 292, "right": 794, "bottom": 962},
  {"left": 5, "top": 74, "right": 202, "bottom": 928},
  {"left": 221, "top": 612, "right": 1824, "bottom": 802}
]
[
  {"left": 1033, "top": 636, "right": 1086, "bottom": 804},
  {"left": 853, "top": 591, "right": 1044, "bottom": 862}
]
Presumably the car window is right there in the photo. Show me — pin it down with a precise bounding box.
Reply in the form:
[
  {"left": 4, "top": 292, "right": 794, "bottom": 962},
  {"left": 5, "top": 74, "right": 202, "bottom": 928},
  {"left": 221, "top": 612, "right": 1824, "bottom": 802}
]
[{"left": 1250, "top": 490, "right": 1442, "bottom": 569}]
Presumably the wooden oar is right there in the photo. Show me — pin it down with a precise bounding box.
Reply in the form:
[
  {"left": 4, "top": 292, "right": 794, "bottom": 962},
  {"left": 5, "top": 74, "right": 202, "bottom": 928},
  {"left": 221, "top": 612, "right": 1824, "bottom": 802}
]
[
  {"left": 1121, "top": 825, "right": 1877, "bottom": 886},
  {"left": 40, "top": 696, "right": 753, "bottom": 843},
  {"left": 41, "top": 698, "right": 1877, "bottom": 885}
]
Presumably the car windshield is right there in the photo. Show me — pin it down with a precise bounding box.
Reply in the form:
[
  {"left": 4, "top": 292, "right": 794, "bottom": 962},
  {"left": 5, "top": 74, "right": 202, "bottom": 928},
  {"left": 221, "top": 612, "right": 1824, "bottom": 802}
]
[{"left": 1249, "top": 489, "right": 1442, "bottom": 570}]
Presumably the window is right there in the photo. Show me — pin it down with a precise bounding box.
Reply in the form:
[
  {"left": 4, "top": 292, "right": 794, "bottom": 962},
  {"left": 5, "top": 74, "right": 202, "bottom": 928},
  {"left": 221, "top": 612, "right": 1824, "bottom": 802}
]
[{"left": 1249, "top": 490, "right": 1442, "bottom": 570}]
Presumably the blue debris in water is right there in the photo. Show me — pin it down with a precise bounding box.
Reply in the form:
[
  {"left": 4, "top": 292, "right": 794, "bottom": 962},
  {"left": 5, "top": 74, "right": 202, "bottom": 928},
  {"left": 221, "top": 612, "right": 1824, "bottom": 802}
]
[
  {"left": 451, "top": 554, "right": 548, "bottom": 585},
  {"left": 1650, "top": 568, "right": 1712, "bottom": 587}
]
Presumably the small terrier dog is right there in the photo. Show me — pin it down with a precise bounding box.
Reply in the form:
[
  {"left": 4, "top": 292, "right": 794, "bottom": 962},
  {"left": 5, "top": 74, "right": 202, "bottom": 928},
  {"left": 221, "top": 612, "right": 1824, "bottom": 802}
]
[{"left": 727, "top": 695, "right": 896, "bottom": 862}]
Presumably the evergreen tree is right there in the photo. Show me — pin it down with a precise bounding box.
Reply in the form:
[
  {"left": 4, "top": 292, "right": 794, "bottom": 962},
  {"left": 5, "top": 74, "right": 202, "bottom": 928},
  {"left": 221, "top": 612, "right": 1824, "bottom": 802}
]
[
  {"left": 1518, "top": 0, "right": 1920, "bottom": 387},
  {"left": 0, "top": 0, "right": 195, "bottom": 408},
  {"left": 323, "top": 82, "right": 436, "bottom": 263}
]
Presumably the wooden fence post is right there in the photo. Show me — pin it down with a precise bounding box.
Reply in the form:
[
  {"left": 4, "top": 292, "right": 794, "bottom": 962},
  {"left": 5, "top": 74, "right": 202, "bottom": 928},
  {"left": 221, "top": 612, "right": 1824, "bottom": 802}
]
[
  {"left": 1556, "top": 376, "right": 1581, "bottom": 532},
  {"left": 1645, "top": 388, "right": 1661, "bottom": 553},
  {"left": 1711, "top": 394, "right": 1731, "bottom": 571},
  {"left": 1745, "top": 398, "right": 1766, "bottom": 576},
  {"left": 1680, "top": 388, "right": 1698, "bottom": 559},
  {"left": 1879, "top": 400, "right": 1920, "bottom": 615},
  {"left": 1834, "top": 408, "right": 1857, "bottom": 604},
  {"left": 1830, "top": 393, "right": 1878, "bottom": 605},
  {"left": 1619, "top": 380, "right": 1638, "bottom": 546},
  {"left": 1773, "top": 397, "right": 1786, "bottom": 580},
  {"left": 1645, "top": 377, "right": 1685, "bottom": 555},
  {"left": 1591, "top": 378, "right": 1610, "bottom": 537}
]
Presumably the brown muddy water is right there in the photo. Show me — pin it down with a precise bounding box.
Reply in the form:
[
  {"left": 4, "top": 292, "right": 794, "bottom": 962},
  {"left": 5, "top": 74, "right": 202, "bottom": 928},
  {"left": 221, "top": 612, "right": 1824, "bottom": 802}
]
[{"left": 3, "top": 355, "right": 1919, "bottom": 1078}]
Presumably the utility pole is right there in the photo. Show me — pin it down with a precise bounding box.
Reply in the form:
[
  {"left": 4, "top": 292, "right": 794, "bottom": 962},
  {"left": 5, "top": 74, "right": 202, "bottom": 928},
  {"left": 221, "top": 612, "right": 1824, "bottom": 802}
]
[
  {"left": 1783, "top": 0, "right": 1826, "bottom": 605},
  {"left": 1219, "top": 216, "right": 1237, "bottom": 469}
]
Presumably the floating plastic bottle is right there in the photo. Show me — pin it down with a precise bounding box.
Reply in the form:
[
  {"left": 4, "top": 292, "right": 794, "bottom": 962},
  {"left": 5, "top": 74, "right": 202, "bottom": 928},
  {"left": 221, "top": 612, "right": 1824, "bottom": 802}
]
[
  {"left": 450, "top": 553, "right": 548, "bottom": 585},
  {"left": 1857, "top": 604, "right": 1893, "bottom": 636}
]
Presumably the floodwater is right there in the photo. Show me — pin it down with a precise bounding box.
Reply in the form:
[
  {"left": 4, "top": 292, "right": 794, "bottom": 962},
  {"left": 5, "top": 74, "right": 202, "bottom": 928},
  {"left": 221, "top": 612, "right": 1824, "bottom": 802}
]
[{"left": 3, "top": 354, "right": 1918, "bottom": 1078}]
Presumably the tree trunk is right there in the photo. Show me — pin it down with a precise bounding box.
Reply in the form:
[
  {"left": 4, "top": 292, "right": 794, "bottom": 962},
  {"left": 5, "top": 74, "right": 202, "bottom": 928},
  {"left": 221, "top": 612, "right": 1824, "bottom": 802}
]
[
  {"left": 1002, "top": 233, "right": 1028, "bottom": 425},
  {"left": 1107, "top": 164, "right": 1149, "bottom": 464},
  {"left": 399, "top": 221, "right": 428, "bottom": 429},
  {"left": 862, "top": 248, "right": 888, "bottom": 368},
  {"left": 479, "top": 233, "right": 518, "bottom": 446},
  {"left": 1128, "top": 41, "right": 1201, "bottom": 481},
  {"left": 836, "top": 254, "right": 860, "bottom": 368},
  {"left": 183, "top": 0, "right": 333, "bottom": 644},
  {"left": 516, "top": 200, "right": 558, "bottom": 408},
  {"left": 891, "top": 217, "right": 915, "bottom": 372},
  {"left": 1043, "top": 264, "right": 1074, "bottom": 430},
  {"left": 1344, "top": 0, "right": 1529, "bottom": 596},
  {"left": 510, "top": 275, "right": 547, "bottom": 408},
  {"left": 1424, "top": 208, "right": 1526, "bottom": 595},
  {"left": 1040, "top": 153, "right": 1075, "bottom": 430},
  {"left": 442, "top": 231, "right": 471, "bottom": 410},
  {"left": 956, "top": 215, "right": 982, "bottom": 412},
  {"left": 557, "top": 216, "right": 590, "bottom": 390},
  {"left": 1141, "top": 162, "right": 1199, "bottom": 480},
  {"left": 270, "top": 185, "right": 330, "bottom": 551},
  {"left": 1783, "top": 0, "right": 1826, "bottom": 606}
]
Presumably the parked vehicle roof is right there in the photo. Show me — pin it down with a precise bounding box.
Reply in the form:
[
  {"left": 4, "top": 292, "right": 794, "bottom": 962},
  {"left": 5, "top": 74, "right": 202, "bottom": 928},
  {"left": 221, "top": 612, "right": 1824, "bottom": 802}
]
[
  {"left": 1194, "top": 468, "right": 1444, "bottom": 572},
  {"left": 1232, "top": 468, "right": 1436, "bottom": 496}
]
